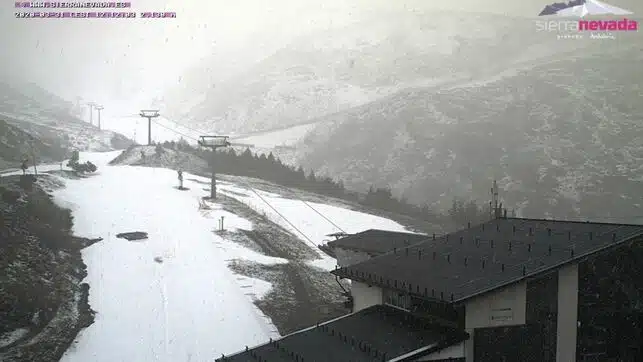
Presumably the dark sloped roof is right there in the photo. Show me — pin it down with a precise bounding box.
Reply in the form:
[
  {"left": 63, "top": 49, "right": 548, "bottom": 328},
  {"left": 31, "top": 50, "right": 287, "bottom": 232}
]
[
  {"left": 327, "top": 229, "right": 429, "bottom": 255},
  {"left": 216, "top": 305, "right": 468, "bottom": 362},
  {"left": 332, "top": 218, "right": 643, "bottom": 303}
]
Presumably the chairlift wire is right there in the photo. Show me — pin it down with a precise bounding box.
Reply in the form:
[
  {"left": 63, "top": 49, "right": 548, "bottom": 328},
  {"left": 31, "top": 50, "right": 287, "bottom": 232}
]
[
  {"left": 146, "top": 120, "right": 321, "bottom": 247},
  {"left": 301, "top": 200, "right": 346, "bottom": 233},
  {"left": 144, "top": 121, "right": 643, "bottom": 227}
]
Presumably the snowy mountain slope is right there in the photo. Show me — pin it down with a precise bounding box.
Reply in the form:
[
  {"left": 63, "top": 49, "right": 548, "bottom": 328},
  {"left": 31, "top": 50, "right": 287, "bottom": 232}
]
[
  {"left": 0, "top": 119, "right": 68, "bottom": 169},
  {"left": 165, "top": 10, "right": 595, "bottom": 134},
  {"left": 297, "top": 41, "right": 643, "bottom": 222},
  {"left": 0, "top": 81, "right": 133, "bottom": 154},
  {"left": 48, "top": 150, "right": 417, "bottom": 360}
]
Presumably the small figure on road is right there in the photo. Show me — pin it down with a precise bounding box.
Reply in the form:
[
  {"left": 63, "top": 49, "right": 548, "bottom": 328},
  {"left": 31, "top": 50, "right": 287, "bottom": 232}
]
[{"left": 177, "top": 169, "right": 184, "bottom": 189}]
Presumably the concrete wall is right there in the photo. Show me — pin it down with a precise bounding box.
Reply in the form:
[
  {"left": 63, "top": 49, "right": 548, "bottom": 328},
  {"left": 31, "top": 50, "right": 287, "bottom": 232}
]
[
  {"left": 463, "top": 282, "right": 527, "bottom": 361},
  {"left": 415, "top": 342, "right": 465, "bottom": 360},
  {"left": 351, "top": 281, "right": 382, "bottom": 312},
  {"left": 333, "top": 247, "right": 371, "bottom": 268},
  {"left": 556, "top": 263, "right": 578, "bottom": 362},
  {"left": 464, "top": 281, "right": 527, "bottom": 330}
]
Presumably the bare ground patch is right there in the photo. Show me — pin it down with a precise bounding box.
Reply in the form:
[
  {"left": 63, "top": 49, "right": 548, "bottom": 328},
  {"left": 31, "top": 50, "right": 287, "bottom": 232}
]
[{"left": 211, "top": 194, "right": 348, "bottom": 334}]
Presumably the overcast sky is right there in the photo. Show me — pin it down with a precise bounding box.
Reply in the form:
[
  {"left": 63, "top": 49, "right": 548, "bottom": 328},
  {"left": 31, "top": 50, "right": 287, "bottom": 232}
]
[{"left": 1, "top": 0, "right": 640, "bottom": 112}]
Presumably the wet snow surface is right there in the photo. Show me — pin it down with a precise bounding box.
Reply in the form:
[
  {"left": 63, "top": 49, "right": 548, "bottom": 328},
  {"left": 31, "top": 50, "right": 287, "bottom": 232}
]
[{"left": 13, "top": 150, "right": 412, "bottom": 361}]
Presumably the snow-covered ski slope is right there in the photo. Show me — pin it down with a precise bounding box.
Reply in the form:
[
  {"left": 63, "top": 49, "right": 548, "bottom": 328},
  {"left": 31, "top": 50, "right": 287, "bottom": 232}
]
[{"left": 28, "top": 151, "right": 414, "bottom": 362}]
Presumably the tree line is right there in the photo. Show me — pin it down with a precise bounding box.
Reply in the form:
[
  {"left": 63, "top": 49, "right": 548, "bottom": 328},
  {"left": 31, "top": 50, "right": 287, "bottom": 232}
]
[{"left": 159, "top": 139, "right": 495, "bottom": 229}]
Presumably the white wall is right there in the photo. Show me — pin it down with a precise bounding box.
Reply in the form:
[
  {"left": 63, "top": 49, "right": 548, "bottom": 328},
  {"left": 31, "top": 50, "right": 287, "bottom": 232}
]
[
  {"left": 351, "top": 281, "right": 382, "bottom": 312},
  {"left": 462, "top": 282, "right": 527, "bottom": 361},
  {"left": 415, "top": 342, "right": 465, "bottom": 360},
  {"left": 556, "top": 263, "right": 579, "bottom": 362},
  {"left": 333, "top": 247, "right": 372, "bottom": 267},
  {"left": 465, "top": 281, "right": 527, "bottom": 330}
]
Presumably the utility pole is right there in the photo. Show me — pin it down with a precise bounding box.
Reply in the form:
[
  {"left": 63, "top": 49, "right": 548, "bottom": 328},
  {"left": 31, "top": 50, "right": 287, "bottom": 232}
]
[
  {"left": 139, "top": 110, "right": 160, "bottom": 145},
  {"left": 95, "top": 105, "right": 103, "bottom": 130},
  {"left": 198, "top": 135, "right": 230, "bottom": 199},
  {"left": 87, "top": 102, "right": 96, "bottom": 125}
]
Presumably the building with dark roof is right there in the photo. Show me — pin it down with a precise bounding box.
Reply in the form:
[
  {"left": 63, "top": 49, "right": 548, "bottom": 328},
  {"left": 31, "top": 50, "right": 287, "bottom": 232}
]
[
  {"left": 221, "top": 217, "right": 643, "bottom": 361},
  {"left": 216, "top": 304, "right": 468, "bottom": 362},
  {"left": 327, "top": 229, "right": 429, "bottom": 267}
]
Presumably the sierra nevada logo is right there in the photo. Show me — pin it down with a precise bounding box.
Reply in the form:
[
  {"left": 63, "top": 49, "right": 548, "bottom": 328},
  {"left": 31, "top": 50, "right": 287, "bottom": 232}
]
[{"left": 535, "top": 0, "right": 638, "bottom": 39}]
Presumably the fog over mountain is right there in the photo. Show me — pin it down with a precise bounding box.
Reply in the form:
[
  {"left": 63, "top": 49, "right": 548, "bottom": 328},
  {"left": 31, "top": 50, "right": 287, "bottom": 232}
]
[{"left": 2, "top": 0, "right": 642, "bottom": 222}]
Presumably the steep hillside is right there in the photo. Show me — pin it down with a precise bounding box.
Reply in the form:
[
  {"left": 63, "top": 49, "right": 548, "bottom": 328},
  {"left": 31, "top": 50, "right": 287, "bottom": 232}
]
[
  {"left": 166, "top": 10, "right": 594, "bottom": 134},
  {"left": 298, "top": 41, "right": 643, "bottom": 222},
  {"left": 0, "top": 81, "right": 133, "bottom": 157},
  {"left": 0, "top": 120, "right": 69, "bottom": 170}
]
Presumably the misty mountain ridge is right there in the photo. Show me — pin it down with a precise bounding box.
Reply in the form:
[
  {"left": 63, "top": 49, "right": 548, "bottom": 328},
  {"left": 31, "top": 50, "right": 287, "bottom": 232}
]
[
  {"left": 0, "top": 80, "right": 134, "bottom": 167},
  {"left": 161, "top": 8, "right": 641, "bottom": 222},
  {"left": 296, "top": 42, "right": 643, "bottom": 222},
  {"left": 166, "top": 10, "right": 603, "bottom": 134}
]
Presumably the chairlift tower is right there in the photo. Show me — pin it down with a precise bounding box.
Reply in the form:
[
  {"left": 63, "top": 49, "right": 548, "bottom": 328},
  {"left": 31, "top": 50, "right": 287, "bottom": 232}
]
[
  {"left": 139, "top": 109, "right": 160, "bottom": 145},
  {"left": 87, "top": 102, "right": 96, "bottom": 125},
  {"left": 198, "top": 135, "right": 230, "bottom": 199},
  {"left": 95, "top": 105, "right": 103, "bottom": 130}
]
